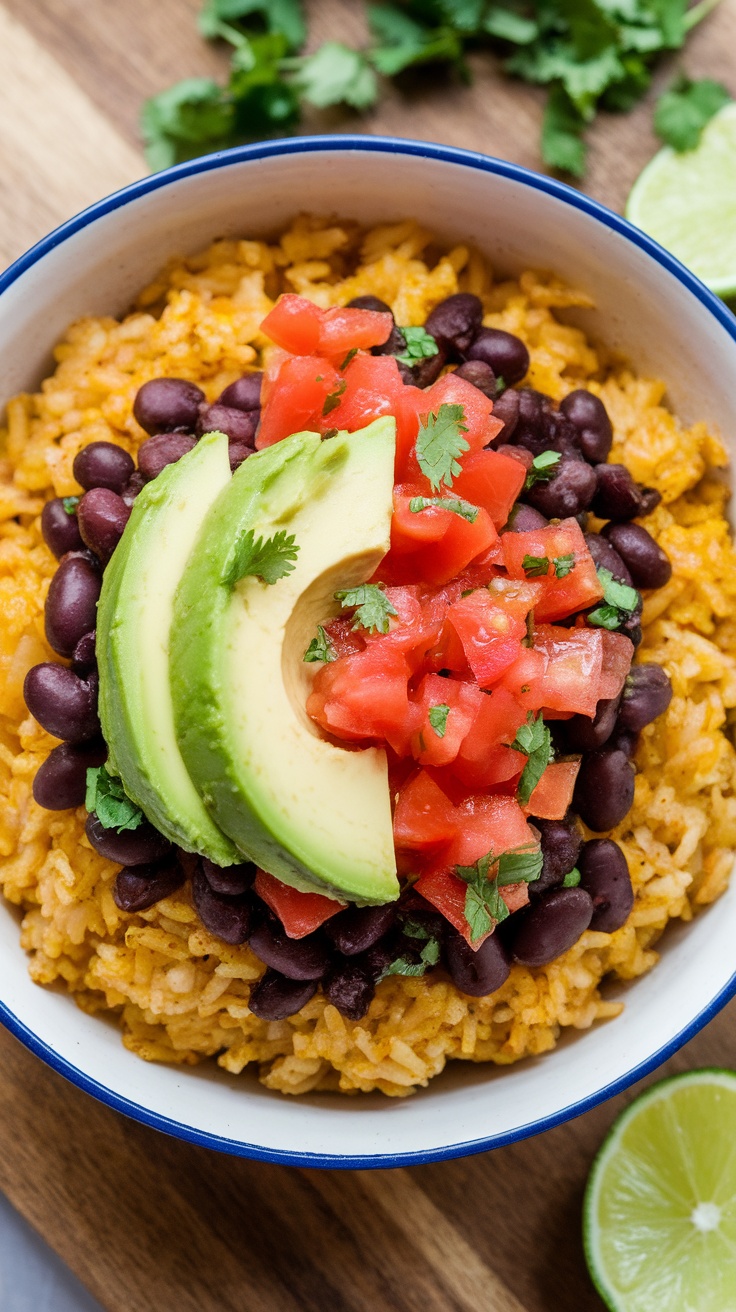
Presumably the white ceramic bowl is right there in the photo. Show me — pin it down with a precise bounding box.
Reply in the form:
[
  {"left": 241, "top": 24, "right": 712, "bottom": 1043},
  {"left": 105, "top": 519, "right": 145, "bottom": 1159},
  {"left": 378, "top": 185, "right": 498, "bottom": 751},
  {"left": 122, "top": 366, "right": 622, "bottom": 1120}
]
[{"left": 2, "top": 137, "right": 736, "bottom": 1167}]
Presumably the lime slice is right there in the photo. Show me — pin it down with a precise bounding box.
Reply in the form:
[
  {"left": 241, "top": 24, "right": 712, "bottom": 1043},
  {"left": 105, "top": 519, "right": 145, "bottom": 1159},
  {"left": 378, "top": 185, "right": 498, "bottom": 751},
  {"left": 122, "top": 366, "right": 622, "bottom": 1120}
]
[
  {"left": 584, "top": 1069, "right": 736, "bottom": 1311},
  {"left": 626, "top": 101, "right": 736, "bottom": 298}
]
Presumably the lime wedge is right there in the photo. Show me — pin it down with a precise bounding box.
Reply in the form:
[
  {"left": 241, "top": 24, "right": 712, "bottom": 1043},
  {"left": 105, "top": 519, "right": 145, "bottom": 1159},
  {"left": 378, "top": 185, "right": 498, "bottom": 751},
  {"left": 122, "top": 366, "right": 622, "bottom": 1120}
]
[
  {"left": 584, "top": 1069, "right": 736, "bottom": 1311},
  {"left": 626, "top": 101, "right": 736, "bottom": 298}
]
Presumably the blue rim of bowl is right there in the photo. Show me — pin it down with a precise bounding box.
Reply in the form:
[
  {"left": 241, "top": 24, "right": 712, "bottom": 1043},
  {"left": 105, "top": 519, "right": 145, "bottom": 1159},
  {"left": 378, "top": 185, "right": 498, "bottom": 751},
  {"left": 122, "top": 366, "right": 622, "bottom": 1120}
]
[{"left": 2, "top": 134, "right": 736, "bottom": 1168}]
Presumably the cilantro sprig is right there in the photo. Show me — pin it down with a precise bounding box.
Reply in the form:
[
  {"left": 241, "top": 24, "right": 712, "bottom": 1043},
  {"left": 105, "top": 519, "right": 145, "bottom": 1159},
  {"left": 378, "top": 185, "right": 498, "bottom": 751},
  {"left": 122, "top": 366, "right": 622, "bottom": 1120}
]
[
  {"left": 334, "top": 582, "right": 398, "bottom": 635},
  {"left": 396, "top": 325, "right": 440, "bottom": 368},
  {"left": 654, "top": 74, "right": 731, "bottom": 152},
  {"left": 377, "top": 917, "right": 442, "bottom": 981},
  {"left": 588, "top": 567, "right": 640, "bottom": 631},
  {"left": 223, "top": 528, "right": 299, "bottom": 588},
  {"left": 303, "top": 625, "right": 336, "bottom": 664},
  {"left": 428, "top": 703, "right": 450, "bottom": 737},
  {"left": 62, "top": 496, "right": 80, "bottom": 515},
  {"left": 511, "top": 711, "right": 553, "bottom": 806},
  {"left": 456, "top": 844, "right": 543, "bottom": 944},
  {"left": 524, "top": 450, "right": 561, "bottom": 490},
  {"left": 409, "top": 494, "right": 479, "bottom": 523},
  {"left": 85, "top": 766, "right": 145, "bottom": 834},
  {"left": 415, "top": 403, "right": 470, "bottom": 492}
]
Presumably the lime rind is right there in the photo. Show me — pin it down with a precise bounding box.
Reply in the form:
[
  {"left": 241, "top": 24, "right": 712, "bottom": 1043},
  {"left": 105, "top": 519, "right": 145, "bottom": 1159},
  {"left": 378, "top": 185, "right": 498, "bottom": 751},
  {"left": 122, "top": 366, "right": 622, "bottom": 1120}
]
[
  {"left": 583, "top": 1067, "right": 736, "bottom": 1312},
  {"left": 626, "top": 101, "right": 736, "bottom": 299}
]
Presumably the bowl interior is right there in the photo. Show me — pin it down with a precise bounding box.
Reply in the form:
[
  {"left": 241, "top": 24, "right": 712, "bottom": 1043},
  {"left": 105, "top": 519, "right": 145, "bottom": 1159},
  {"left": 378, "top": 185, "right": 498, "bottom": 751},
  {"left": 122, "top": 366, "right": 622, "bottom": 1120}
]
[{"left": 2, "top": 140, "right": 735, "bottom": 1165}]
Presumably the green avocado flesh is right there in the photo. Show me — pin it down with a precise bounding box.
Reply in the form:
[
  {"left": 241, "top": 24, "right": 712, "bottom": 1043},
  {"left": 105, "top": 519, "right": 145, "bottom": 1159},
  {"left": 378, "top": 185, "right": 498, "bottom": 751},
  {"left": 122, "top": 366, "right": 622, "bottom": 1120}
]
[
  {"left": 171, "top": 418, "right": 400, "bottom": 905},
  {"left": 97, "top": 432, "right": 239, "bottom": 865}
]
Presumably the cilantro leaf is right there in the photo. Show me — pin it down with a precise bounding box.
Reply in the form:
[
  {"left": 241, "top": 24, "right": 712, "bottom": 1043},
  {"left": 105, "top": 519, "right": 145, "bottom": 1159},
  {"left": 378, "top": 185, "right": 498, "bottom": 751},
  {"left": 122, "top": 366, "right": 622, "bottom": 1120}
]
[
  {"left": 483, "top": 6, "right": 539, "bottom": 44},
  {"left": 141, "top": 78, "right": 234, "bottom": 171},
  {"left": 587, "top": 603, "right": 625, "bottom": 630},
  {"left": 199, "top": 0, "right": 306, "bottom": 49},
  {"left": 588, "top": 567, "right": 640, "bottom": 628},
  {"left": 334, "top": 583, "right": 398, "bottom": 634},
  {"left": 522, "top": 554, "right": 551, "bottom": 578},
  {"left": 322, "top": 379, "right": 347, "bottom": 415},
  {"left": 294, "top": 42, "right": 378, "bottom": 110},
  {"left": 303, "top": 624, "right": 336, "bottom": 664},
  {"left": 409, "top": 494, "right": 479, "bottom": 523},
  {"left": 223, "top": 528, "right": 299, "bottom": 587},
  {"left": 379, "top": 955, "right": 427, "bottom": 979},
  {"left": 541, "top": 85, "right": 587, "bottom": 176},
  {"left": 62, "top": 496, "right": 80, "bottom": 515},
  {"left": 554, "top": 552, "right": 575, "bottom": 578},
  {"left": 511, "top": 711, "right": 553, "bottom": 806},
  {"left": 524, "top": 449, "right": 561, "bottom": 490},
  {"left": 85, "top": 766, "right": 145, "bottom": 834},
  {"left": 396, "top": 325, "right": 439, "bottom": 366},
  {"left": 428, "top": 703, "right": 451, "bottom": 737},
  {"left": 654, "top": 74, "right": 730, "bottom": 151},
  {"left": 455, "top": 852, "right": 508, "bottom": 941},
  {"left": 415, "top": 403, "right": 470, "bottom": 491},
  {"left": 367, "top": 3, "right": 465, "bottom": 76},
  {"left": 496, "top": 844, "right": 544, "bottom": 886},
  {"left": 339, "top": 347, "right": 359, "bottom": 371},
  {"left": 562, "top": 866, "right": 581, "bottom": 887}
]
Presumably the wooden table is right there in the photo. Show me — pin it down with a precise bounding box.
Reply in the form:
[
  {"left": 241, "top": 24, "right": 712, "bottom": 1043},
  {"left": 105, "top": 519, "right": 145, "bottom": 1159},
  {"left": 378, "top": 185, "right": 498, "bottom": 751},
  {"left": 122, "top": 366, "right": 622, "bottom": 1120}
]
[{"left": 1, "top": 3, "right": 735, "bottom": 1308}]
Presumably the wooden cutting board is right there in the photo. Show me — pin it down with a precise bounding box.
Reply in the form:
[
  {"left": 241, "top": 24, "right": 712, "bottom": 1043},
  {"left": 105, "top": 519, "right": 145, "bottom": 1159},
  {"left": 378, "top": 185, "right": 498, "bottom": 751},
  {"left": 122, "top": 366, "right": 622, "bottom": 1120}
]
[{"left": 1, "top": 3, "right": 735, "bottom": 1309}]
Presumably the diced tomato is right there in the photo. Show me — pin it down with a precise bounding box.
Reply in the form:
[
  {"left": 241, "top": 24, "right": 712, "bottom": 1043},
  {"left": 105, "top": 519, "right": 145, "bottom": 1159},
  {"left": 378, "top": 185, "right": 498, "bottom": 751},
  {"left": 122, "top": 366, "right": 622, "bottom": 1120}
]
[
  {"left": 361, "top": 586, "right": 446, "bottom": 672},
  {"left": 598, "top": 630, "right": 634, "bottom": 700},
  {"left": 423, "top": 373, "right": 504, "bottom": 453},
  {"left": 326, "top": 353, "right": 405, "bottom": 436},
  {"left": 444, "top": 590, "right": 526, "bottom": 687},
  {"left": 444, "top": 793, "right": 537, "bottom": 869},
  {"left": 452, "top": 687, "right": 529, "bottom": 788},
  {"left": 452, "top": 449, "right": 526, "bottom": 528},
  {"left": 254, "top": 870, "right": 345, "bottom": 938},
  {"left": 530, "top": 625, "right": 604, "bottom": 717},
  {"left": 307, "top": 643, "right": 413, "bottom": 750},
  {"left": 257, "top": 354, "right": 340, "bottom": 448},
  {"left": 485, "top": 576, "right": 544, "bottom": 622},
  {"left": 409, "top": 674, "right": 485, "bottom": 767},
  {"left": 318, "top": 306, "right": 393, "bottom": 357},
  {"left": 523, "top": 759, "right": 581, "bottom": 820},
  {"left": 322, "top": 616, "right": 366, "bottom": 660},
  {"left": 385, "top": 485, "right": 498, "bottom": 585},
  {"left": 501, "top": 518, "right": 603, "bottom": 623},
  {"left": 261, "top": 295, "right": 323, "bottom": 355},
  {"left": 499, "top": 646, "right": 547, "bottom": 704},
  {"left": 393, "top": 770, "right": 458, "bottom": 849},
  {"left": 415, "top": 867, "right": 530, "bottom": 949}
]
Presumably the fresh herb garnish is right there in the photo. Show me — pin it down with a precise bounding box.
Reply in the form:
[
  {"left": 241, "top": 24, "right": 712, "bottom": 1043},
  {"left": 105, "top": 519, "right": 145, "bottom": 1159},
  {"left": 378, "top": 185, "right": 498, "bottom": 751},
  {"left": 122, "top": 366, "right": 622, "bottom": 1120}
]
[
  {"left": 654, "top": 74, "right": 731, "bottom": 152},
  {"left": 554, "top": 552, "right": 575, "bottom": 578},
  {"left": 334, "top": 582, "right": 398, "bottom": 634},
  {"left": 456, "top": 843, "right": 543, "bottom": 943},
  {"left": 588, "top": 567, "right": 640, "bottom": 630},
  {"left": 378, "top": 918, "right": 442, "bottom": 980},
  {"left": 415, "top": 403, "right": 469, "bottom": 491},
  {"left": 62, "top": 496, "right": 80, "bottom": 515},
  {"left": 339, "top": 346, "right": 359, "bottom": 371},
  {"left": 303, "top": 624, "right": 336, "bottom": 664},
  {"left": 396, "top": 325, "right": 440, "bottom": 367},
  {"left": 511, "top": 710, "right": 553, "bottom": 806},
  {"left": 322, "top": 379, "right": 347, "bottom": 416},
  {"left": 223, "top": 528, "right": 299, "bottom": 587},
  {"left": 85, "top": 766, "right": 145, "bottom": 834},
  {"left": 409, "top": 494, "right": 479, "bottom": 523},
  {"left": 524, "top": 449, "right": 561, "bottom": 490},
  {"left": 523, "top": 552, "right": 575, "bottom": 579},
  {"left": 562, "top": 867, "right": 581, "bottom": 888},
  {"left": 428, "top": 703, "right": 451, "bottom": 737}
]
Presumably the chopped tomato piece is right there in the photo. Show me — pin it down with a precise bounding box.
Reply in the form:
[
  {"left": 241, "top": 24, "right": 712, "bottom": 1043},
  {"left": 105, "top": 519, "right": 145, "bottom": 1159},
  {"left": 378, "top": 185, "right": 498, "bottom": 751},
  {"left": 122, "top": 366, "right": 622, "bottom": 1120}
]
[
  {"left": 326, "top": 353, "right": 405, "bottom": 436},
  {"left": 261, "top": 294, "right": 323, "bottom": 355},
  {"left": 318, "top": 306, "right": 393, "bottom": 357},
  {"left": 307, "top": 643, "right": 413, "bottom": 750},
  {"left": 409, "top": 674, "right": 485, "bottom": 766},
  {"left": 499, "top": 645, "right": 547, "bottom": 703},
  {"left": 393, "top": 770, "right": 458, "bottom": 849},
  {"left": 452, "top": 687, "right": 529, "bottom": 788},
  {"left": 501, "top": 518, "right": 603, "bottom": 623},
  {"left": 445, "top": 590, "right": 526, "bottom": 687},
  {"left": 322, "top": 616, "right": 366, "bottom": 660},
  {"left": 444, "top": 793, "right": 537, "bottom": 869},
  {"left": 422, "top": 372, "right": 504, "bottom": 454},
  {"left": 415, "top": 867, "right": 530, "bottom": 949},
  {"left": 386, "top": 486, "right": 498, "bottom": 585},
  {"left": 598, "top": 630, "right": 634, "bottom": 700},
  {"left": 254, "top": 870, "right": 345, "bottom": 938},
  {"left": 530, "top": 625, "right": 604, "bottom": 717},
  {"left": 362, "top": 586, "right": 446, "bottom": 671},
  {"left": 452, "top": 449, "right": 526, "bottom": 528},
  {"left": 257, "top": 355, "right": 340, "bottom": 448},
  {"left": 523, "top": 759, "right": 581, "bottom": 820}
]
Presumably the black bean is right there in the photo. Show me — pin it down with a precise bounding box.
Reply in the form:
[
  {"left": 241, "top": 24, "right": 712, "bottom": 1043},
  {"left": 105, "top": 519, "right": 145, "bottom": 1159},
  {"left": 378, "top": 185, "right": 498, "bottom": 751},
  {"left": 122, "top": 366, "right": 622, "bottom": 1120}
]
[
  {"left": 607, "top": 727, "right": 639, "bottom": 758},
  {"left": 525, "top": 455, "right": 596, "bottom": 518},
  {"left": 510, "top": 388, "right": 553, "bottom": 455},
  {"left": 511, "top": 887, "right": 593, "bottom": 966},
  {"left": 86, "top": 811, "right": 172, "bottom": 865},
  {"left": 137, "top": 432, "right": 197, "bottom": 482},
  {"left": 41, "top": 498, "right": 85, "bottom": 559},
  {"left": 32, "top": 738, "right": 107, "bottom": 810},
  {"left": 323, "top": 961, "right": 375, "bottom": 1020},
  {"left": 559, "top": 390, "right": 613, "bottom": 463},
  {"left": 71, "top": 630, "right": 97, "bottom": 674},
  {"left": 24, "top": 663, "right": 99, "bottom": 743},
  {"left": 617, "top": 663, "right": 672, "bottom": 732},
  {"left": 578, "top": 839, "right": 633, "bottom": 933},
  {"left": 409, "top": 346, "right": 447, "bottom": 388},
  {"left": 324, "top": 904, "right": 396, "bottom": 956},
  {"left": 191, "top": 865, "right": 252, "bottom": 944},
  {"left": 425, "top": 293, "right": 483, "bottom": 357},
  {"left": 592, "top": 464, "right": 647, "bottom": 521},
  {"left": 217, "top": 372, "right": 263, "bottom": 411},
  {"left": 453, "top": 360, "right": 497, "bottom": 398},
  {"left": 228, "top": 442, "right": 254, "bottom": 471},
  {"left": 466, "top": 327, "right": 529, "bottom": 385},
  {"left": 530, "top": 818, "right": 583, "bottom": 895},
  {"left": 77, "top": 488, "right": 130, "bottom": 563},
  {"left": 133, "top": 378, "right": 204, "bottom": 435},
  {"left": 248, "top": 970, "right": 318, "bottom": 1020},
  {"left": 638, "top": 487, "right": 661, "bottom": 516},
  {"left": 573, "top": 748, "right": 635, "bottom": 831},
  {"left": 197, "top": 403, "right": 259, "bottom": 444},
  {"left": 72, "top": 442, "right": 135, "bottom": 493},
  {"left": 113, "top": 857, "right": 185, "bottom": 914},
  {"left": 202, "top": 857, "right": 255, "bottom": 896},
  {"left": 602, "top": 523, "right": 672, "bottom": 590},
  {"left": 563, "top": 696, "right": 621, "bottom": 753},
  {"left": 248, "top": 918, "right": 329, "bottom": 980},
  {"left": 584, "top": 532, "right": 633, "bottom": 585},
  {"left": 120, "top": 470, "right": 147, "bottom": 507},
  {"left": 502, "top": 503, "right": 549, "bottom": 533},
  {"left": 490, "top": 388, "right": 520, "bottom": 442},
  {"left": 445, "top": 926, "right": 511, "bottom": 996},
  {"left": 355, "top": 940, "right": 394, "bottom": 982},
  {"left": 346, "top": 294, "right": 392, "bottom": 313},
  {"left": 44, "top": 553, "right": 102, "bottom": 658}
]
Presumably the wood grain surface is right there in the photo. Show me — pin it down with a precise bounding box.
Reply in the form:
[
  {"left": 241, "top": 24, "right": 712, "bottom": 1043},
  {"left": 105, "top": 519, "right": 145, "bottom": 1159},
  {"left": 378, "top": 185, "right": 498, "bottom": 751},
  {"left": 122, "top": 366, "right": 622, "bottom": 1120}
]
[{"left": 0, "top": 3, "right": 735, "bottom": 1309}]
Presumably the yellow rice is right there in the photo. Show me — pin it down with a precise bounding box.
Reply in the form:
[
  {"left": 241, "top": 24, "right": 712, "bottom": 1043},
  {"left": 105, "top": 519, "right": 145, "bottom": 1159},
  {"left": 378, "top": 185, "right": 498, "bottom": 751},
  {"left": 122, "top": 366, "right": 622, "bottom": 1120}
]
[{"left": 1, "top": 215, "right": 735, "bottom": 1098}]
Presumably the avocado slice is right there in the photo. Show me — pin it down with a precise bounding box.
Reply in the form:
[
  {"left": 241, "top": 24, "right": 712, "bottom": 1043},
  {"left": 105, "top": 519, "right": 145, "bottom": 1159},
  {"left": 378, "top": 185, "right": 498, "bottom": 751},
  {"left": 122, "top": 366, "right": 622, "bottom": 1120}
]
[
  {"left": 170, "top": 418, "right": 399, "bottom": 905},
  {"left": 97, "top": 431, "right": 240, "bottom": 864}
]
